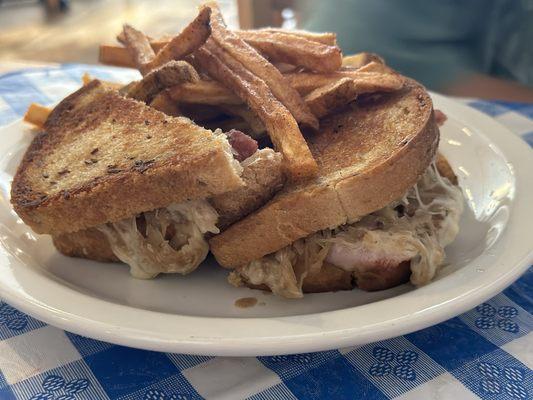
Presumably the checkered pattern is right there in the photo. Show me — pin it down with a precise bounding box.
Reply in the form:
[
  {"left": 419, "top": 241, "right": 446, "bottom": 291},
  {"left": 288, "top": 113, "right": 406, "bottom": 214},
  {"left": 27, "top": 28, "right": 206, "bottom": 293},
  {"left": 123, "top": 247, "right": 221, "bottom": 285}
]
[{"left": 0, "top": 65, "right": 531, "bottom": 400}]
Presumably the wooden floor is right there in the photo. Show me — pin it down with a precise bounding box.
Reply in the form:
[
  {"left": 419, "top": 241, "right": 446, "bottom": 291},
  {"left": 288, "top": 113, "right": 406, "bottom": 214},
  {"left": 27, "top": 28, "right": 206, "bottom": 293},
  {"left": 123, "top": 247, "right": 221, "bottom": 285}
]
[{"left": 0, "top": 0, "right": 237, "bottom": 65}]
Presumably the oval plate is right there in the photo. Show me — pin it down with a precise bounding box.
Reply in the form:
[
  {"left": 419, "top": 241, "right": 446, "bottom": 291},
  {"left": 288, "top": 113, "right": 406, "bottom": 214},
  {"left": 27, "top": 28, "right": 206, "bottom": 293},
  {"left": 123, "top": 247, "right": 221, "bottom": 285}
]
[{"left": 0, "top": 93, "right": 531, "bottom": 356}]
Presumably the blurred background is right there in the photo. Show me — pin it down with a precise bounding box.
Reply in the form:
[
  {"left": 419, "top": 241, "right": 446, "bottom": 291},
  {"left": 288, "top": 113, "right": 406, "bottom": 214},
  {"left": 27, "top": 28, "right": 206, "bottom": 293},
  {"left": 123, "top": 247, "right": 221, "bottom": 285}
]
[{"left": 1, "top": 0, "right": 532, "bottom": 101}]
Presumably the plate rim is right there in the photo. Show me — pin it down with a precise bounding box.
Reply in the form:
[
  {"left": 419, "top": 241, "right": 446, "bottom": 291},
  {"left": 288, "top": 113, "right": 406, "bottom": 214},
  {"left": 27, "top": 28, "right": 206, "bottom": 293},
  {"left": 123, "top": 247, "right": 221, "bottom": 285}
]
[{"left": 0, "top": 92, "right": 531, "bottom": 356}]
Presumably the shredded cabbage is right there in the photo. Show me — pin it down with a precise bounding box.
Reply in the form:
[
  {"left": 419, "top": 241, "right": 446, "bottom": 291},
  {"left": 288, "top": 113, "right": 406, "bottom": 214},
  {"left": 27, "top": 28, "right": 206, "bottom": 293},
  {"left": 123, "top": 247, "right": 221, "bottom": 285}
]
[
  {"left": 229, "top": 246, "right": 302, "bottom": 298},
  {"left": 98, "top": 200, "right": 219, "bottom": 279},
  {"left": 231, "top": 162, "right": 464, "bottom": 297}
]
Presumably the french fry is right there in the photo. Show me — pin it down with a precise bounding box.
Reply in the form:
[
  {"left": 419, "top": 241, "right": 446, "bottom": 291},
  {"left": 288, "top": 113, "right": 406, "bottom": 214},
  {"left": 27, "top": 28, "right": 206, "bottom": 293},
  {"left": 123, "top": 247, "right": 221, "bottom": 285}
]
[
  {"left": 195, "top": 40, "right": 318, "bottom": 180},
  {"left": 355, "top": 60, "right": 394, "bottom": 74},
  {"left": 24, "top": 103, "right": 52, "bottom": 129},
  {"left": 161, "top": 66, "right": 404, "bottom": 112},
  {"left": 238, "top": 30, "right": 342, "bottom": 73},
  {"left": 104, "top": 28, "right": 337, "bottom": 73},
  {"left": 178, "top": 103, "right": 227, "bottom": 122},
  {"left": 125, "top": 60, "right": 200, "bottom": 103},
  {"left": 304, "top": 77, "right": 358, "bottom": 118},
  {"left": 149, "top": 91, "right": 183, "bottom": 116},
  {"left": 144, "top": 6, "right": 211, "bottom": 72},
  {"left": 248, "top": 28, "right": 337, "bottom": 46},
  {"left": 283, "top": 72, "right": 338, "bottom": 96},
  {"left": 285, "top": 65, "right": 405, "bottom": 96},
  {"left": 120, "top": 24, "right": 155, "bottom": 75},
  {"left": 207, "top": 2, "right": 318, "bottom": 130},
  {"left": 342, "top": 53, "right": 384, "bottom": 69},
  {"left": 99, "top": 44, "right": 136, "bottom": 68},
  {"left": 116, "top": 32, "right": 167, "bottom": 52},
  {"left": 82, "top": 72, "right": 92, "bottom": 85},
  {"left": 99, "top": 41, "right": 167, "bottom": 68},
  {"left": 167, "top": 80, "right": 241, "bottom": 105},
  {"left": 81, "top": 73, "right": 125, "bottom": 90}
]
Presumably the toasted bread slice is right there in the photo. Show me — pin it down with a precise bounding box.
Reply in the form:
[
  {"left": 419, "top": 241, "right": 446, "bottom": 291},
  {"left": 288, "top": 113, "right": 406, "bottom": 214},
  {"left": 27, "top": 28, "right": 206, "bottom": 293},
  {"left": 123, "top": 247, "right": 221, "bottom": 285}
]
[
  {"left": 210, "top": 79, "right": 439, "bottom": 268},
  {"left": 51, "top": 148, "right": 284, "bottom": 262},
  {"left": 53, "top": 228, "right": 119, "bottom": 262},
  {"left": 11, "top": 80, "right": 243, "bottom": 234}
]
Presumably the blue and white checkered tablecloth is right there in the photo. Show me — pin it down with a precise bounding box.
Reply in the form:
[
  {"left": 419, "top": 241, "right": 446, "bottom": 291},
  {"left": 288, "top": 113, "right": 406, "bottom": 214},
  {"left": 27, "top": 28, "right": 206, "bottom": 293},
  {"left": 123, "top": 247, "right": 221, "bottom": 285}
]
[{"left": 0, "top": 64, "right": 531, "bottom": 400}]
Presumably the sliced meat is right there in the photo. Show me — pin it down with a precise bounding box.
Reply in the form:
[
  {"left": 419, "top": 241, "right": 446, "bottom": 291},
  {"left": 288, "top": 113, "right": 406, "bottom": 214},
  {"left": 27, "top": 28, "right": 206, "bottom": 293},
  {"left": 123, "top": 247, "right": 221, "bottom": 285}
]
[
  {"left": 225, "top": 129, "right": 258, "bottom": 161},
  {"left": 434, "top": 109, "right": 447, "bottom": 126},
  {"left": 324, "top": 233, "right": 418, "bottom": 291},
  {"left": 326, "top": 238, "right": 416, "bottom": 271},
  {"left": 354, "top": 260, "right": 411, "bottom": 291}
]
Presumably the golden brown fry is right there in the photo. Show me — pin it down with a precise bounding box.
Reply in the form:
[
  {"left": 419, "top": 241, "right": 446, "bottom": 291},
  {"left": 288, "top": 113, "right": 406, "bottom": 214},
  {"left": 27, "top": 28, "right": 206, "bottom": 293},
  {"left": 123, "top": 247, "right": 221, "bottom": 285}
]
[
  {"left": 207, "top": 2, "right": 318, "bottom": 130},
  {"left": 144, "top": 7, "right": 211, "bottom": 72},
  {"left": 195, "top": 41, "right": 317, "bottom": 180},
  {"left": 178, "top": 103, "right": 227, "bottom": 122},
  {"left": 105, "top": 29, "right": 336, "bottom": 73},
  {"left": 149, "top": 40, "right": 167, "bottom": 52},
  {"left": 250, "top": 28, "right": 337, "bottom": 46},
  {"left": 107, "top": 27, "right": 337, "bottom": 73},
  {"left": 238, "top": 30, "right": 342, "bottom": 73},
  {"left": 161, "top": 67, "right": 403, "bottom": 111},
  {"left": 24, "top": 103, "right": 52, "bottom": 129},
  {"left": 99, "top": 42, "right": 168, "bottom": 68},
  {"left": 82, "top": 72, "right": 92, "bottom": 85},
  {"left": 99, "top": 44, "right": 136, "bottom": 68},
  {"left": 81, "top": 73, "right": 125, "bottom": 90},
  {"left": 305, "top": 77, "right": 358, "bottom": 118},
  {"left": 126, "top": 60, "right": 200, "bottom": 103},
  {"left": 342, "top": 53, "right": 384, "bottom": 69},
  {"left": 149, "top": 91, "right": 182, "bottom": 116},
  {"left": 120, "top": 24, "right": 155, "bottom": 74},
  {"left": 154, "top": 60, "right": 403, "bottom": 115},
  {"left": 167, "top": 80, "right": 241, "bottom": 105},
  {"left": 285, "top": 65, "right": 405, "bottom": 96},
  {"left": 284, "top": 72, "right": 337, "bottom": 95},
  {"left": 273, "top": 63, "right": 299, "bottom": 73},
  {"left": 355, "top": 60, "right": 394, "bottom": 74},
  {"left": 340, "top": 63, "right": 405, "bottom": 92}
]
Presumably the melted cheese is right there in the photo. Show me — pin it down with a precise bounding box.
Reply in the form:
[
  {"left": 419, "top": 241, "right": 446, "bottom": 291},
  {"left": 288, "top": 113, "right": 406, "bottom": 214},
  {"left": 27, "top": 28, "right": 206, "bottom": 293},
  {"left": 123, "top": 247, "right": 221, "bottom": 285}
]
[{"left": 98, "top": 200, "right": 219, "bottom": 279}]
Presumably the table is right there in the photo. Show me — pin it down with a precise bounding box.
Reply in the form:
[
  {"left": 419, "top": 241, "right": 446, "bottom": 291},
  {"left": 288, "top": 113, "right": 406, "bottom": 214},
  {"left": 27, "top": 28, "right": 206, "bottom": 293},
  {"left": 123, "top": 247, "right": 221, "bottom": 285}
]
[{"left": 0, "top": 64, "right": 531, "bottom": 400}]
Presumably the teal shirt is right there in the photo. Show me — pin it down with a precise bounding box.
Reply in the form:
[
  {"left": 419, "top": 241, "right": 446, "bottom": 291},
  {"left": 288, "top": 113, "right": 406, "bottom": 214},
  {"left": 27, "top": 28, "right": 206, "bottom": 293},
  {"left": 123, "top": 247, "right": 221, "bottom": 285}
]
[{"left": 302, "top": 0, "right": 533, "bottom": 90}]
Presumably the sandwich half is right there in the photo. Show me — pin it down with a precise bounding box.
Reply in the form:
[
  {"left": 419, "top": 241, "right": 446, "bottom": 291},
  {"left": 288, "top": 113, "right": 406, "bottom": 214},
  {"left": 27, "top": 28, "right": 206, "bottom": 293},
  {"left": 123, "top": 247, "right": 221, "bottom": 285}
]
[
  {"left": 11, "top": 80, "right": 255, "bottom": 278},
  {"left": 51, "top": 146, "right": 285, "bottom": 275},
  {"left": 209, "top": 79, "right": 464, "bottom": 297}
]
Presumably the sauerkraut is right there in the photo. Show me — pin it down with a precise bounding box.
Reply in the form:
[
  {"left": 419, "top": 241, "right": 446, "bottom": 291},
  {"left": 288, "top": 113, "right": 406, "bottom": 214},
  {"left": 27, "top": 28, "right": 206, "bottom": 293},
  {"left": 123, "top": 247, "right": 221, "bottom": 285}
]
[
  {"left": 98, "top": 200, "right": 219, "bottom": 279},
  {"left": 230, "top": 162, "right": 464, "bottom": 297}
]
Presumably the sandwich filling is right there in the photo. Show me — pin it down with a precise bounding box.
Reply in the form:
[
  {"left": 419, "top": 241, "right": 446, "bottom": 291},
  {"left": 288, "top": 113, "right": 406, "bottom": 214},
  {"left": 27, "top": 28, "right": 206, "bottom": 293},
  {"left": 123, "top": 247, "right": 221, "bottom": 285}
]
[
  {"left": 98, "top": 200, "right": 219, "bottom": 279},
  {"left": 229, "top": 162, "right": 464, "bottom": 298},
  {"left": 97, "top": 128, "right": 257, "bottom": 279}
]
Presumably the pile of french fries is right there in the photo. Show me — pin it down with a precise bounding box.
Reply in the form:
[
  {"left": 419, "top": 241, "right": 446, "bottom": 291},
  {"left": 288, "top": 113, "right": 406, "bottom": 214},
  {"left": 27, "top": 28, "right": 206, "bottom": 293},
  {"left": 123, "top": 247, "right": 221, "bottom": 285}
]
[{"left": 25, "top": 2, "right": 405, "bottom": 181}]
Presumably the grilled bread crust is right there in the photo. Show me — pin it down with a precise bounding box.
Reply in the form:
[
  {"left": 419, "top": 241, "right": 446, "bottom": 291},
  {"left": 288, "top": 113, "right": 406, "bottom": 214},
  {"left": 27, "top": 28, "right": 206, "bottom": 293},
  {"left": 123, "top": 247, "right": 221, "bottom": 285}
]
[
  {"left": 210, "top": 79, "right": 439, "bottom": 268},
  {"left": 11, "top": 80, "right": 243, "bottom": 234}
]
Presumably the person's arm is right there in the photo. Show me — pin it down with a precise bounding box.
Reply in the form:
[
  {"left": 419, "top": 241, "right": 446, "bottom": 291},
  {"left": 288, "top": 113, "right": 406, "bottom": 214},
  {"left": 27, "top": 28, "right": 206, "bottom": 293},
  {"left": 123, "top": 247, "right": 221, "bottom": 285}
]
[{"left": 444, "top": 74, "right": 533, "bottom": 102}]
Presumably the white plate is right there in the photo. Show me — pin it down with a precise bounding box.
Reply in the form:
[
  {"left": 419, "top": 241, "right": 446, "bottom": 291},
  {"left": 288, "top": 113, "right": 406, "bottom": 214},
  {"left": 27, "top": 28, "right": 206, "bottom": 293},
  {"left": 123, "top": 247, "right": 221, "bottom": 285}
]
[{"left": 0, "top": 93, "right": 531, "bottom": 356}]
